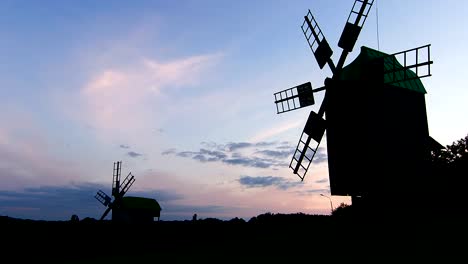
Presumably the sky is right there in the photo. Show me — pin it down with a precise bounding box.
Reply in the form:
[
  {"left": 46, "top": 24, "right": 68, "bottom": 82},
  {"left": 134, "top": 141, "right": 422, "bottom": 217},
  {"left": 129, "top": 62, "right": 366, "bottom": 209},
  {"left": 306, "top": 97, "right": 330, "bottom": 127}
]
[{"left": 1, "top": 0, "right": 467, "bottom": 221}]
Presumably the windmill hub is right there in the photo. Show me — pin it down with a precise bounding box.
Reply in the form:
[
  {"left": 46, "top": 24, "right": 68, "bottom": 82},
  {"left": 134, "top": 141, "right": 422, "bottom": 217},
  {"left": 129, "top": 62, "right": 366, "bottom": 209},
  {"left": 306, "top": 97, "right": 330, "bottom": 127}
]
[{"left": 324, "top": 77, "right": 334, "bottom": 87}]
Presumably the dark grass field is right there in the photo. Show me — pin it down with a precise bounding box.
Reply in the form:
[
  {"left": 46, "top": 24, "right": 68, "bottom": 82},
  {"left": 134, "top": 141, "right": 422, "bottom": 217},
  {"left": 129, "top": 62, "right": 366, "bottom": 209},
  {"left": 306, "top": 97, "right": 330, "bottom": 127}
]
[{"left": 3, "top": 213, "right": 467, "bottom": 263}]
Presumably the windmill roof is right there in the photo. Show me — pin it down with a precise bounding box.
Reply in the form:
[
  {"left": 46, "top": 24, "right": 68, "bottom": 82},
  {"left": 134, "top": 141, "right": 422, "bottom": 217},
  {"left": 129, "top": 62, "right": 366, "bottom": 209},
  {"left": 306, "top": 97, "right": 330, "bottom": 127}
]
[
  {"left": 339, "top": 46, "right": 427, "bottom": 94},
  {"left": 122, "top": 196, "right": 161, "bottom": 212}
]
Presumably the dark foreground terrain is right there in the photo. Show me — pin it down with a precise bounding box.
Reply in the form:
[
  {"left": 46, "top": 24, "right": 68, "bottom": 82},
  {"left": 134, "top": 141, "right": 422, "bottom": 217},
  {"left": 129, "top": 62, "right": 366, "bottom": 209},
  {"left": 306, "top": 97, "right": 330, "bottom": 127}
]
[{"left": 2, "top": 213, "right": 467, "bottom": 263}]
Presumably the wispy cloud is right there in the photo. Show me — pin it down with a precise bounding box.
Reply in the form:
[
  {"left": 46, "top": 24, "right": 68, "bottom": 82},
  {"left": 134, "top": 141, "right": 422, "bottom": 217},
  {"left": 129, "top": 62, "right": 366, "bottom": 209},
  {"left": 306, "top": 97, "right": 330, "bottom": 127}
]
[
  {"left": 250, "top": 120, "right": 303, "bottom": 142},
  {"left": 0, "top": 112, "right": 86, "bottom": 189},
  {"left": 225, "top": 142, "right": 253, "bottom": 151},
  {"left": 238, "top": 176, "right": 303, "bottom": 190},
  {"left": 119, "top": 144, "right": 130, "bottom": 149},
  {"left": 255, "top": 149, "right": 294, "bottom": 159},
  {"left": 224, "top": 157, "right": 286, "bottom": 169},
  {"left": 161, "top": 148, "right": 177, "bottom": 155},
  {"left": 144, "top": 53, "right": 223, "bottom": 93},
  {"left": 296, "top": 189, "right": 331, "bottom": 195},
  {"left": 191, "top": 149, "right": 227, "bottom": 162},
  {"left": 127, "top": 151, "right": 143, "bottom": 158},
  {"left": 315, "top": 178, "right": 328, "bottom": 184},
  {"left": 162, "top": 141, "right": 294, "bottom": 169},
  {"left": 163, "top": 141, "right": 327, "bottom": 170},
  {"left": 76, "top": 52, "right": 223, "bottom": 141},
  {"left": 313, "top": 147, "right": 328, "bottom": 164}
]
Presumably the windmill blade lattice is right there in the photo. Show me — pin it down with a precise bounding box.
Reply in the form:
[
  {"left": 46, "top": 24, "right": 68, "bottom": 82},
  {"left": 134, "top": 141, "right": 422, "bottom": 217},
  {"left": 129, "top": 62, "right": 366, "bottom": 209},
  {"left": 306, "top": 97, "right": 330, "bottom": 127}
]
[{"left": 290, "top": 111, "right": 326, "bottom": 180}]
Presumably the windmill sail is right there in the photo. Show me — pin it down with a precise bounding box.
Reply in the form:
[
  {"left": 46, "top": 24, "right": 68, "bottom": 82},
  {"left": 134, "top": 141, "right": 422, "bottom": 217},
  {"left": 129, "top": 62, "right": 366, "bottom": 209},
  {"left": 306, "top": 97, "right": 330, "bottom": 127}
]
[
  {"left": 382, "top": 44, "right": 433, "bottom": 85},
  {"left": 338, "top": 0, "right": 374, "bottom": 52},
  {"left": 119, "top": 172, "right": 135, "bottom": 196},
  {"left": 302, "top": 10, "right": 335, "bottom": 71},
  {"left": 112, "top": 161, "right": 122, "bottom": 196},
  {"left": 274, "top": 82, "right": 315, "bottom": 114},
  {"left": 95, "top": 190, "right": 112, "bottom": 206},
  {"left": 290, "top": 111, "right": 326, "bottom": 181}
]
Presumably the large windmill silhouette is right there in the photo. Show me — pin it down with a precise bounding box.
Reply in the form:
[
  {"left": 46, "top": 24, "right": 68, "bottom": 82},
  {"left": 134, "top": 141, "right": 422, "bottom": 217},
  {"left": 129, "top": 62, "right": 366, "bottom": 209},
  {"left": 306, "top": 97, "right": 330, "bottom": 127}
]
[{"left": 273, "top": 0, "right": 439, "bottom": 211}]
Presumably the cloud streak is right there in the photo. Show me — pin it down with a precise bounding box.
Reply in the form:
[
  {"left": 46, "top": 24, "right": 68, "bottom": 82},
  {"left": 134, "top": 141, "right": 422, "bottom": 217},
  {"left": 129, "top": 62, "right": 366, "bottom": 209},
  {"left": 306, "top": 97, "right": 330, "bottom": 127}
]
[
  {"left": 76, "top": 52, "right": 223, "bottom": 141},
  {"left": 127, "top": 151, "right": 143, "bottom": 158},
  {"left": 238, "top": 176, "right": 302, "bottom": 190},
  {"left": 162, "top": 141, "right": 294, "bottom": 169},
  {"left": 315, "top": 178, "right": 328, "bottom": 184},
  {"left": 250, "top": 120, "right": 303, "bottom": 142},
  {"left": 255, "top": 149, "right": 294, "bottom": 159},
  {"left": 0, "top": 118, "right": 87, "bottom": 190},
  {"left": 313, "top": 147, "right": 328, "bottom": 164}
]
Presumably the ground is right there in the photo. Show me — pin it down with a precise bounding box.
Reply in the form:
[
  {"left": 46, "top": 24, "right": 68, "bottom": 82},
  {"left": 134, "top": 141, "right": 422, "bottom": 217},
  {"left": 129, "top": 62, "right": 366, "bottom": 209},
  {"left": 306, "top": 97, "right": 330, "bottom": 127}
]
[{"left": 2, "top": 214, "right": 466, "bottom": 263}]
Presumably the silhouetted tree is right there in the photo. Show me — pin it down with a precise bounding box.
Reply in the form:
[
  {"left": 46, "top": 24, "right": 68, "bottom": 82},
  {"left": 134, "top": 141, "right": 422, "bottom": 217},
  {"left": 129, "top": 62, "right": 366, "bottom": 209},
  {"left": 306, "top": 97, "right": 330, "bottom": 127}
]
[
  {"left": 331, "top": 203, "right": 353, "bottom": 217},
  {"left": 228, "top": 217, "right": 246, "bottom": 224},
  {"left": 80, "top": 217, "right": 96, "bottom": 223},
  {"left": 431, "top": 134, "right": 468, "bottom": 166},
  {"left": 429, "top": 134, "right": 468, "bottom": 214},
  {"left": 248, "top": 216, "right": 257, "bottom": 223},
  {"left": 70, "top": 214, "right": 79, "bottom": 222},
  {"left": 200, "top": 217, "right": 223, "bottom": 224},
  {"left": 255, "top": 212, "right": 274, "bottom": 223}
]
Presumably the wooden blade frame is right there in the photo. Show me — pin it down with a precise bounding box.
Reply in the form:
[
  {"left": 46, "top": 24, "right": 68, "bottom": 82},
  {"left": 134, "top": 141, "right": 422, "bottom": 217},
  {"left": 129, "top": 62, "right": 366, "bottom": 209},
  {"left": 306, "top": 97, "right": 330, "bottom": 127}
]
[
  {"left": 119, "top": 172, "right": 135, "bottom": 196},
  {"left": 290, "top": 111, "right": 326, "bottom": 181},
  {"left": 95, "top": 190, "right": 112, "bottom": 207},
  {"left": 338, "top": 0, "right": 374, "bottom": 52},
  {"left": 302, "top": 10, "right": 336, "bottom": 72},
  {"left": 381, "top": 44, "right": 433, "bottom": 85},
  {"left": 274, "top": 82, "right": 315, "bottom": 114},
  {"left": 112, "top": 161, "right": 122, "bottom": 196}
]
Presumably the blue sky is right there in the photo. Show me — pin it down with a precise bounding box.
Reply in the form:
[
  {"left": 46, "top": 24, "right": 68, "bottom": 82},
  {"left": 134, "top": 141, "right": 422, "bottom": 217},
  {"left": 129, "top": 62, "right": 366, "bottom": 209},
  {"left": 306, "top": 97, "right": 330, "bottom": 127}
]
[{"left": 1, "top": 0, "right": 467, "bottom": 221}]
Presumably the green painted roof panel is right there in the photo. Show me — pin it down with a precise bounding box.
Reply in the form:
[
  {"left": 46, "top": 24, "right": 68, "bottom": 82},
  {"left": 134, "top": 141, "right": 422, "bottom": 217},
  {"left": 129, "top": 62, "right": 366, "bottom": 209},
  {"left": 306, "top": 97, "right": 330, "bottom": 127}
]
[{"left": 339, "top": 46, "right": 427, "bottom": 94}]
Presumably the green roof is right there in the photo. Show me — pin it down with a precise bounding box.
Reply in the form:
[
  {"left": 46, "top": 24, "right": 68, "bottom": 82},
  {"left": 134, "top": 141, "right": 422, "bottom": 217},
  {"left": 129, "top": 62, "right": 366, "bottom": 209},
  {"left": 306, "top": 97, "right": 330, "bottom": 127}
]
[
  {"left": 339, "top": 46, "right": 427, "bottom": 94},
  {"left": 122, "top": 196, "right": 161, "bottom": 212}
]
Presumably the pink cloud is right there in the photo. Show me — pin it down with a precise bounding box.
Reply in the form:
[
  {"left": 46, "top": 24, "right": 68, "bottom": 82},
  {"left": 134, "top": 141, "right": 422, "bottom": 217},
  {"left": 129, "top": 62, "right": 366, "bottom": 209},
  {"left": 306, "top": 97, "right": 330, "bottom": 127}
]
[
  {"left": 144, "top": 53, "right": 222, "bottom": 92},
  {"left": 77, "top": 53, "right": 223, "bottom": 142},
  {"left": 0, "top": 108, "right": 87, "bottom": 190}
]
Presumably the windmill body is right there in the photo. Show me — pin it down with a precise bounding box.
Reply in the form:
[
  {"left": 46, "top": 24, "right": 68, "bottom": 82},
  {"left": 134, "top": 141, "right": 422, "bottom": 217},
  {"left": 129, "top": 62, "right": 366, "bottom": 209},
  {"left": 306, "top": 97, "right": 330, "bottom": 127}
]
[
  {"left": 113, "top": 196, "right": 161, "bottom": 222},
  {"left": 327, "top": 47, "right": 432, "bottom": 201},
  {"left": 272, "top": 0, "right": 440, "bottom": 213}
]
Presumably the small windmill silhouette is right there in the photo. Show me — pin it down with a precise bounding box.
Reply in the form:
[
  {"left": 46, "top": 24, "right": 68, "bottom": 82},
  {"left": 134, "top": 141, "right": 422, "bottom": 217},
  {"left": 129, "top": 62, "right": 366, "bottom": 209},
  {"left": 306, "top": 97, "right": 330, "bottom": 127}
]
[{"left": 95, "top": 161, "right": 135, "bottom": 220}]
